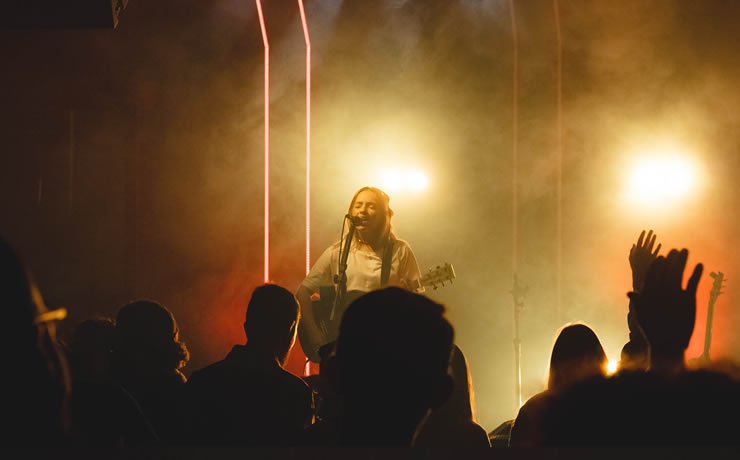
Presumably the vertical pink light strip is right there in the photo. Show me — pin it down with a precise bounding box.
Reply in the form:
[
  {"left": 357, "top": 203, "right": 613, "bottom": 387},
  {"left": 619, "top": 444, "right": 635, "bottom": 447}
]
[
  {"left": 298, "top": 0, "right": 311, "bottom": 276},
  {"left": 256, "top": 0, "right": 270, "bottom": 283},
  {"left": 298, "top": 0, "right": 312, "bottom": 378}
]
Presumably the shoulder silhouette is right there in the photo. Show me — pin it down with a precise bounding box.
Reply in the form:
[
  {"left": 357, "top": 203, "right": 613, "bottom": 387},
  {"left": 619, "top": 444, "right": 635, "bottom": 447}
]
[{"left": 185, "top": 284, "right": 313, "bottom": 446}]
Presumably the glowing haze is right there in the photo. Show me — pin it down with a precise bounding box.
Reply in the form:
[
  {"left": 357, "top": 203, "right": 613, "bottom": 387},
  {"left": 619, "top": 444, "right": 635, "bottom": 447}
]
[{"left": 1, "top": 0, "right": 740, "bottom": 434}]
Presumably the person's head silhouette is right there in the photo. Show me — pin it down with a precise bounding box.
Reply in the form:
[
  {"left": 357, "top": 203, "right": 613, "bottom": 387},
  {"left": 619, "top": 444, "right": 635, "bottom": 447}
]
[
  {"left": 334, "top": 287, "right": 454, "bottom": 446},
  {"left": 548, "top": 323, "right": 607, "bottom": 391},
  {"left": 244, "top": 284, "right": 300, "bottom": 365},
  {"left": 115, "top": 300, "right": 189, "bottom": 377}
]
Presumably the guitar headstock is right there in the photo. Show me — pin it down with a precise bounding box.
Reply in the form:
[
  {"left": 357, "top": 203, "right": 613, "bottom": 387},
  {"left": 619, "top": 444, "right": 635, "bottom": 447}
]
[
  {"left": 420, "top": 263, "right": 456, "bottom": 290},
  {"left": 709, "top": 271, "right": 726, "bottom": 301}
]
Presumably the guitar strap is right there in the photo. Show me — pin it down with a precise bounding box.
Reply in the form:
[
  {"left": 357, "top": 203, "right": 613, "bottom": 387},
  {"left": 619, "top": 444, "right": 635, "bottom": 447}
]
[{"left": 380, "top": 237, "right": 395, "bottom": 288}]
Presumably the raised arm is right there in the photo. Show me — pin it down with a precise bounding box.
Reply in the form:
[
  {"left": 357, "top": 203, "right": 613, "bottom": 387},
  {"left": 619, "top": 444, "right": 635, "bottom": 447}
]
[
  {"left": 629, "top": 229, "right": 662, "bottom": 293},
  {"left": 621, "top": 230, "right": 662, "bottom": 370},
  {"left": 629, "top": 248, "right": 703, "bottom": 375}
]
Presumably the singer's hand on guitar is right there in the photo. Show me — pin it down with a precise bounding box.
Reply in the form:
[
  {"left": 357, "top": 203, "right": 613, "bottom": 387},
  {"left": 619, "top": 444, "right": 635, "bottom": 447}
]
[
  {"left": 296, "top": 286, "right": 327, "bottom": 362},
  {"left": 629, "top": 229, "right": 662, "bottom": 293}
]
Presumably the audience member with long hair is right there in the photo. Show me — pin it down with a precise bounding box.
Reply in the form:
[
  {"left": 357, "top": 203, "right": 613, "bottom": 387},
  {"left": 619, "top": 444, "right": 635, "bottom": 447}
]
[
  {"left": 414, "top": 344, "right": 491, "bottom": 447},
  {"left": 509, "top": 323, "right": 607, "bottom": 447},
  {"left": 538, "top": 248, "right": 740, "bottom": 445},
  {"left": 112, "top": 300, "right": 189, "bottom": 444}
]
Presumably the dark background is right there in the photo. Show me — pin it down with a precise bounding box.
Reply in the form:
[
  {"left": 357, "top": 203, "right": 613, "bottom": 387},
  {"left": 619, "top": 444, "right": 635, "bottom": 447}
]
[{"left": 2, "top": 0, "right": 740, "bottom": 430}]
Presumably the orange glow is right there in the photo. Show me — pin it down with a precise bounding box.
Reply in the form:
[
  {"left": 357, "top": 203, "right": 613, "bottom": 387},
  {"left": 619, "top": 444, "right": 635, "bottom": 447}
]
[
  {"left": 598, "top": 224, "right": 731, "bottom": 368},
  {"left": 256, "top": 0, "right": 270, "bottom": 283}
]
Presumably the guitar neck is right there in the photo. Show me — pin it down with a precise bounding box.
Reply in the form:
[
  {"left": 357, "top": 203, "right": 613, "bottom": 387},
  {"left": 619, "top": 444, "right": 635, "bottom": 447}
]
[
  {"left": 701, "top": 298, "right": 717, "bottom": 360},
  {"left": 701, "top": 272, "right": 725, "bottom": 361}
]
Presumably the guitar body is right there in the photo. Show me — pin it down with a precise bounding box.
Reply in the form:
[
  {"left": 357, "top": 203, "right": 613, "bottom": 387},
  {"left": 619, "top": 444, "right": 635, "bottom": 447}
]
[
  {"left": 298, "top": 262, "right": 456, "bottom": 364},
  {"left": 298, "top": 288, "right": 366, "bottom": 363}
]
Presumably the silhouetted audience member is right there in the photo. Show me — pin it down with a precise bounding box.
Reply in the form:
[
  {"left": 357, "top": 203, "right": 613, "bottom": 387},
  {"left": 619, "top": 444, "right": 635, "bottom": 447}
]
[
  {"left": 301, "top": 341, "right": 343, "bottom": 445},
  {"left": 113, "top": 300, "right": 189, "bottom": 444},
  {"left": 414, "top": 344, "right": 491, "bottom": 447},
  {"left": 68, "top": 317, "right": 158, "bottom": 447},
  {"left": 331, "top": 287, "right": 454, "bottom": 446},
  {"left": 0, "top": 237, "right": 71, "bottom": 446},
  {"left": 300, "top": 339, "right": 365, "bottom": 448},
  {"left": 509, "top": 323, "right": 607, "bottom": 447},
  {"left": 539, "top": 248, "right": 740, "bottom": 445},
  {"left": 68, "top": 317, "right": 116, "bottom": 383},
  {"left": 185, "top": 284, "right": 313, "bottom": 446}
]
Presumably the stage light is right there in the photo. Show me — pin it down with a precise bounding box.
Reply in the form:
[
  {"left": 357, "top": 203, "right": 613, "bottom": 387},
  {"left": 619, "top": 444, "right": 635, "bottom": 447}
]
[
  {"left": 607, "top": 359, "right": 618, "bottom": 375},
  {"left": 382, "top": 171, "right": 403, "bottom": 191},
  {"left": 380, "top": 169, "right": 429, "bottom": 193},
  {"left": 625, "top": 149, "right": 699, "bottom": 208},
  {"left": 407, "top": 170, "right": 428, "bottom": 191}
]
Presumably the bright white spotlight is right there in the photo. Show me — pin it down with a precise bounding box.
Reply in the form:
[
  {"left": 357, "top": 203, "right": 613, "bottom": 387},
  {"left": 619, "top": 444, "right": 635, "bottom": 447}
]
[
  {"left": 382, "top": 171, "right": 403, "bottom": 191},
  {"left": 407, "top": 171, "right": 428, "bottom": 191},
  {"left": 379, "top": 168, "right": 429, "bottom": 193},
  {"left": 626, "top": 152, "right": 698, "bottom": 207},
  {"left": 607, "top": 360, "right": 619, "bottom": 375}
]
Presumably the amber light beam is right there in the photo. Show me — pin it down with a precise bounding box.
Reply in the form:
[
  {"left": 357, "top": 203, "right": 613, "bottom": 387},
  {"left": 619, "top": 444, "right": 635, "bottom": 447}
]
[
  {"left": 298, "top": 0, "right": 311, "bottom": 276},
  {"left": 256, "top": 0, "right": 270, "bottom": 283}
]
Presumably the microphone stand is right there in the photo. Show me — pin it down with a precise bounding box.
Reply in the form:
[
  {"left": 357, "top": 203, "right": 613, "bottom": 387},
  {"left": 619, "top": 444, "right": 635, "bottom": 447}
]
[{"left": 332, "top": 217, "right": 356, "bottom": 321}]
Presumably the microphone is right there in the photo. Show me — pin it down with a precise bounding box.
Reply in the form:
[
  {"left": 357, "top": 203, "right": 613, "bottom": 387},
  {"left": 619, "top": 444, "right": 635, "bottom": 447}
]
[{"left": 345, "top": 214, "right": 363, "bottom": 226}]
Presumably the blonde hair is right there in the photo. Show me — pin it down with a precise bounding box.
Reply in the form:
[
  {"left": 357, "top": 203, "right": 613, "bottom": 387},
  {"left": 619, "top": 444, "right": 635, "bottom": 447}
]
[{"left": 345, "top": 186, "right": 395, "bottom": 248}]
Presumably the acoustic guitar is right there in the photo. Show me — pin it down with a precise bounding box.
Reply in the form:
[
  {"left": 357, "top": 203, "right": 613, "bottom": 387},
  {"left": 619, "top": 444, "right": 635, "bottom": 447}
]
[{"left": 298, "top": 263, "right": 456, "bottom": 363}]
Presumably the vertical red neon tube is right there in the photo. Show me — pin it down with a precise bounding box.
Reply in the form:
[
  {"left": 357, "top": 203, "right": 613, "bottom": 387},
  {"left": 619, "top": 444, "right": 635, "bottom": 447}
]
[
  {"left": 298, "top": 0, "right": 311, "bottom": 276},
  {"left": 298, "top": 0, "right": 313, "bottom": 377},
  {"left": 256, "top": 0, "right": 270, "bottom": 283}
]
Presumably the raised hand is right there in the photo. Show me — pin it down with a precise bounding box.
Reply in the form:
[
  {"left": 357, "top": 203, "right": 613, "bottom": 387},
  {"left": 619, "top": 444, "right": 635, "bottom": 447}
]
[
  {"left": 629, "top": 229, "right": 662, "bottom": 292},
  {"left": 629, "top": 249, "right": 703, "bottom": 372}
]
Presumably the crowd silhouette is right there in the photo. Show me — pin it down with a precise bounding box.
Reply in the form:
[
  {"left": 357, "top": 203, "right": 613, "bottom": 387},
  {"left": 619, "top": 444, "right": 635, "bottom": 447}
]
[{"left": 3, "top": 229, "right": 740, "bottom": 449}]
